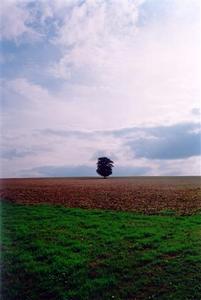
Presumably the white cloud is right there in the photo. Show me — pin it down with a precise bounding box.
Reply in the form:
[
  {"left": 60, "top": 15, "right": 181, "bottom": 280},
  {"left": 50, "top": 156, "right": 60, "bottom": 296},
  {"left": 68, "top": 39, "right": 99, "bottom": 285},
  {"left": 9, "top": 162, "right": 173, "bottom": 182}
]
[
  {"left": 50, "top": 0, "right": 144, "bottom": 78},
  {"left": 6, "top": 78, "right": 52, "bottom": 103},
  {"left": 1, "top": 0, "right": 200, "bottom": 177},
  {"left": 54, "top": 0, "right": 143, "bottom": 44},
  {"left": 48, "top": 0, "right": 200, "bottom": 129},
  {"left": 0, "top": 0, "right": 41, "bottom": 42}
]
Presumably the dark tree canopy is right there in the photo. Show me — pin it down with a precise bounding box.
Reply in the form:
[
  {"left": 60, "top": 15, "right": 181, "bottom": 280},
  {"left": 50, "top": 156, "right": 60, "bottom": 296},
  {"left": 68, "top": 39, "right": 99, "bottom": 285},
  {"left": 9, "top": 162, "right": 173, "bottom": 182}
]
[{"left": 96, "top": 157, "right": 114, "bottom": 178}]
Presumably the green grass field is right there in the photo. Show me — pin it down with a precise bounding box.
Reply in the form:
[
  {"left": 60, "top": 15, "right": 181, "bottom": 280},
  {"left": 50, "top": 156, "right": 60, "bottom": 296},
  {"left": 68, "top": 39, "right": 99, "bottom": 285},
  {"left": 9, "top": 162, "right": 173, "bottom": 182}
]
[{"left": 1, "top": 200, "right": 201, "bottom": 300}]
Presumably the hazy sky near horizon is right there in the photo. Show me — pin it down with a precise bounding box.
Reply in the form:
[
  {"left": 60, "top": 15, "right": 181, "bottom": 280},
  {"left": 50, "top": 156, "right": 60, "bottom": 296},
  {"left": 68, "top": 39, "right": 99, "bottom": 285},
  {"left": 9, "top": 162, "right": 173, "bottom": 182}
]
[{"left": 1, "top": 0, "right": 201, "bottom": 177}]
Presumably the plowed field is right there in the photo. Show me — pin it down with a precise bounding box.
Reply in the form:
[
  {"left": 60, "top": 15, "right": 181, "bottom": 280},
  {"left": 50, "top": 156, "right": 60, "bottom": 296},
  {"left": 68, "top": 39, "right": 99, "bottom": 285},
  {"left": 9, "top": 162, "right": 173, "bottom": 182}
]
[{"left": 0, "top": 177, "right": 201, "bottom": 214}]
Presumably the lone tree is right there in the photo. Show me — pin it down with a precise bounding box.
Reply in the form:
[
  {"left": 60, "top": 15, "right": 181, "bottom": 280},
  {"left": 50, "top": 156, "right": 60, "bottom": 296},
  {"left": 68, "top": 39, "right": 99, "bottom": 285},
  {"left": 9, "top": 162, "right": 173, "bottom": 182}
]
[{"left": 96, "top": 157, "right": 114, "bottom": 179}]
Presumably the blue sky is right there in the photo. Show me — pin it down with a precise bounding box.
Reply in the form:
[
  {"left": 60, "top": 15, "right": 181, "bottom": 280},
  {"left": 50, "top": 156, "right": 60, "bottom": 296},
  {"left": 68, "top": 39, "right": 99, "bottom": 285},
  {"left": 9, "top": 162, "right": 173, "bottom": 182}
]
[{"left": 1, "top": 0, "right": 200, "bottom": 177}]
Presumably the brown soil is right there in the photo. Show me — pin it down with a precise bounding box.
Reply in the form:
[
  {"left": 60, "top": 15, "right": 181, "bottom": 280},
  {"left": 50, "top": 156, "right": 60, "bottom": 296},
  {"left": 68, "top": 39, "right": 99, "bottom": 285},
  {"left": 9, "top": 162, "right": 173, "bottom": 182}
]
[{"left": 0, "top": 176, "right": 200, "bottom": 215}]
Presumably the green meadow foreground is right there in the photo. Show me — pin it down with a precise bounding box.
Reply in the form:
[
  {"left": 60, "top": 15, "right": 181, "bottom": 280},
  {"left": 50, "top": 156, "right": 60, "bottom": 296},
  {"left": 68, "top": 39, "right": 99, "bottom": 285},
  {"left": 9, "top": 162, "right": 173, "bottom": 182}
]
[{"left": 1, "top": 200, "right": 201, "bottom": 300}]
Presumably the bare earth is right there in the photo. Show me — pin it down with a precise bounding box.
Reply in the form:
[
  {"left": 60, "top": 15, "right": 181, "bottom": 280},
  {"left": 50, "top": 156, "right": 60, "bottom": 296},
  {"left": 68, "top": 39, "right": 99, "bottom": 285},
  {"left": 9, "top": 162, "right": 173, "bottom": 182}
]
[{"left": 0, "top": 177, "right": 201, "bottom": 214}]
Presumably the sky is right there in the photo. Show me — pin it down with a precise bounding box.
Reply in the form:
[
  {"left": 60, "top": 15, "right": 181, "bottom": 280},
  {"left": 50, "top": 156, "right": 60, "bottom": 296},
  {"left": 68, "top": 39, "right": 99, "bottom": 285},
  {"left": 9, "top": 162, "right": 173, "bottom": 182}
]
[{"left": 0, "top": 0, "right": 201, "bottom": 178}]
